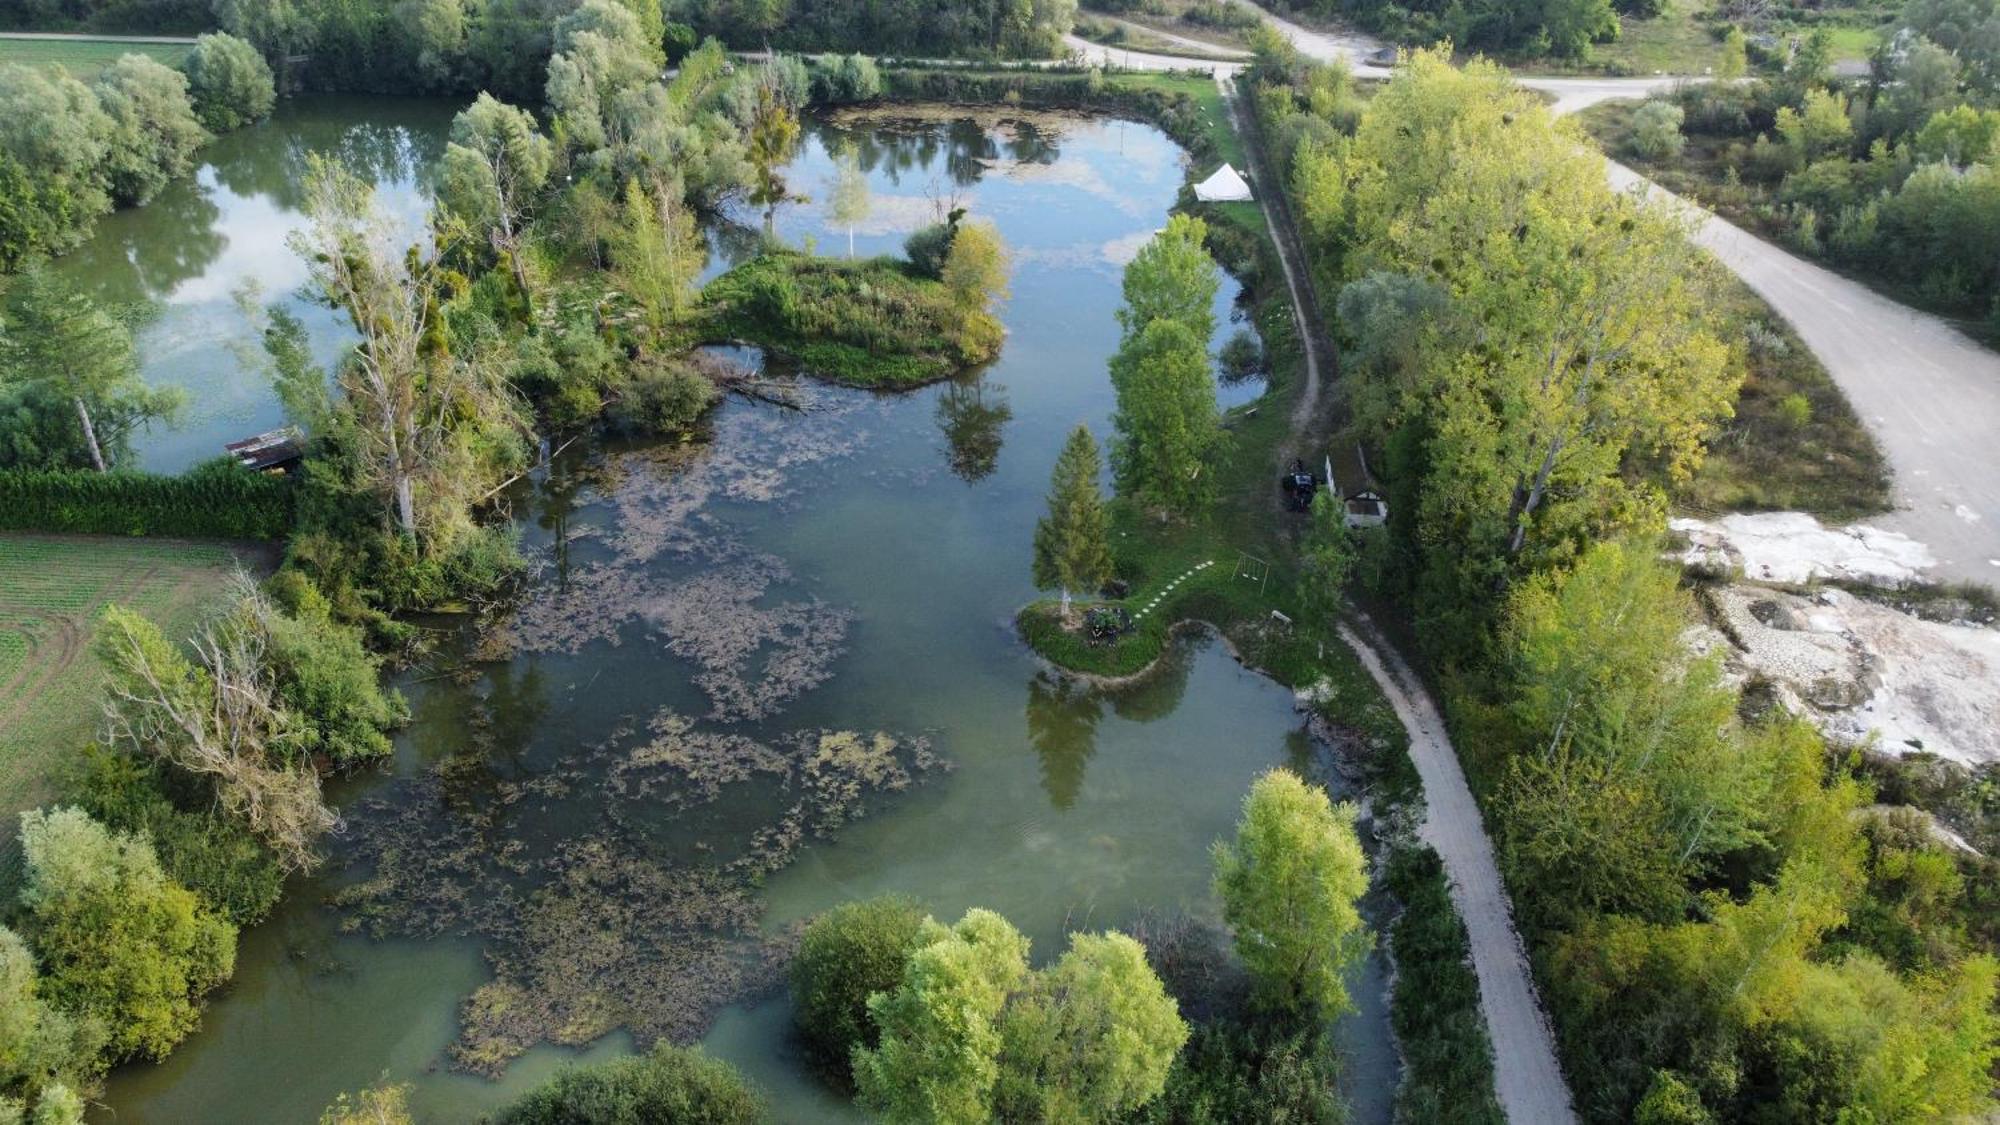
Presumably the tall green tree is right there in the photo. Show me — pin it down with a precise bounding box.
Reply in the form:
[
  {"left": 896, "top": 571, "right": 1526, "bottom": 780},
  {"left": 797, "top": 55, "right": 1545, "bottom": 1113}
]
[
  {"left": 0, "top": 262, "right": 180, "bottom": 471},
  {"left": 290, "top": 155, "right": 527, "bottom": 538},
  {"left": 1116, "top": 212, "right": 1218, "bottom": 346},
  {"left": 853, "top": 909, "right": 1031, "bottom": 1125},
  {"left": 1212, "top": 769, "right": 1371, "bottom": 1017},
  {"left": 179, "top": 32, "right": 276, "bottom": 132},
  {"left": 1109, "top": 317, "right": 1218, "bottom": 516},
  {"left": 91, "top": 53, "right": 209, "bottom": 207},
  {"left": 790, "top": 895, "right": 931, "bottom": 1070},
  {"left": 1032, "top": 424, "right": 1112, "bottom": 620},
  {"left": 438, "top": 92, "right": 553, "bottom": 307}
]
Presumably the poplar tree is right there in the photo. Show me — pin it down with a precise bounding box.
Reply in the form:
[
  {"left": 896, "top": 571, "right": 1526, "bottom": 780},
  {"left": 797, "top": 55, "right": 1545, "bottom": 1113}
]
[{"left": 1032, "top": 425, "right": 1113, "bottom": 621}]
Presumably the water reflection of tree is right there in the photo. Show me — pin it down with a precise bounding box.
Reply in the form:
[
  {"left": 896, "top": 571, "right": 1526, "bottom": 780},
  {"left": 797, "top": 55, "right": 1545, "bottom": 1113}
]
[
  {"left": 1026, "top": 671, "right": 1102, "bottom": 811},
  {"left": 934, "top": 374, "right": 1012, "bottom": 482},
  {"left": 1002, "top": 120, "right": 1061, "bottom": 167},
  {"left": 58, "top": 184, "right": 226, "bottom": 305}
]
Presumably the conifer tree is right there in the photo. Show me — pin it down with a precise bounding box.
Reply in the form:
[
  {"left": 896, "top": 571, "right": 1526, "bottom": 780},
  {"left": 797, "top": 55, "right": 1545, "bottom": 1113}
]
[{"left": 1032, "top": 425, "right": 1113, "bottom": 621}]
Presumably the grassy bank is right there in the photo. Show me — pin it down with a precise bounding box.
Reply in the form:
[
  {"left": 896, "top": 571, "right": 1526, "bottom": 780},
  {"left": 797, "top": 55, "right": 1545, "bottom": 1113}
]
[
  {"left": 700, "top": 252, "right": 976, "bottom": 388},
  {"left": 0, "top": 37, "right": 193, "bottom": 80}
]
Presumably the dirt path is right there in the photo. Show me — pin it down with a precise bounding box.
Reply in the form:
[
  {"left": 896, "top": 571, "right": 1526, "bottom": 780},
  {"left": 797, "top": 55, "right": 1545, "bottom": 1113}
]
[
  {"left": 1219, "top": 77, "right": 1326, "bottom": 453},
  {"left": 1338, "top": 619, "right": 1577, "bottom": 1124}
]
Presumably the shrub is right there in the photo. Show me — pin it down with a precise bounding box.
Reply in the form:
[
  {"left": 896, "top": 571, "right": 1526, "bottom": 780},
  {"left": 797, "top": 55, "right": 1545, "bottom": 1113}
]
[
  {"left": 181, "top": 32, "right": 275, "bottom": 132},
  {"left": 16, "top": 807, "right": 236, "bottom": 1063},
  {"left": 903, "top": 221, "right": 955, "bottom": 280},
  {"left": 494, "top": 1043, "right": 764, "bottom": 1125},
  {"left": 790, "top": 894, "right": 929, "bottom": 1071},
  {"left": 69, "top": 745, "right": 286, "bottom": 927},
  {"left": 1132, "top": 1020, "right": 1346, "bottom": 1124},
  {"left": 1776, "top": 392, "right": 1813, "bottom": 429},
  {"left": 1629, "top": 100, "right": 1685, "bottom": 160},
  {"left": 261, "top": 581, "right": 409, "bottom": 766}
]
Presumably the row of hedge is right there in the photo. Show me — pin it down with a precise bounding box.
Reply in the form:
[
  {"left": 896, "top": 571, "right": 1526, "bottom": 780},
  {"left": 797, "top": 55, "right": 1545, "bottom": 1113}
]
[{"left": 0, "top": 462, "right": 294, "bottom": 539}]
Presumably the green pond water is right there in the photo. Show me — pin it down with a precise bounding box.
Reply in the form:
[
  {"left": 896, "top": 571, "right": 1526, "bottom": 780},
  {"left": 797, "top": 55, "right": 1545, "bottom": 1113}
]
[{"left": 86, "top": 99, "right": 1394, "bottom": 1124}]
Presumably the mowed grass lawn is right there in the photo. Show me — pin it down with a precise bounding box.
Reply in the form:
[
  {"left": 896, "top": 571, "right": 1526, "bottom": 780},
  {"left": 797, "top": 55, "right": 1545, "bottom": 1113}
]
[
  {"left": 0, "top": 37, "right": 192, "bottom": 80},
  {"left": 0, "top": 534, "right": 260, "bottom": 860}
]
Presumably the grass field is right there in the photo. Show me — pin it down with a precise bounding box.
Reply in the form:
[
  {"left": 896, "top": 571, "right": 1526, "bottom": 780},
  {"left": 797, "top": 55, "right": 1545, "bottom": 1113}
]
[
  {"left": 0, "top": 534, "right": 258, "bottom": 855},
  {"left": 0, "top": 38, "right": 192, "bottom": 80}
]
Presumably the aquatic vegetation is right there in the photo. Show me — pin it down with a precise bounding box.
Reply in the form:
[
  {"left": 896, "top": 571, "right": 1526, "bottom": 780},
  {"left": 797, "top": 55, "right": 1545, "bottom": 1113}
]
[{"left": 331, "top": 708, "right": 944, "bottom": 1076}]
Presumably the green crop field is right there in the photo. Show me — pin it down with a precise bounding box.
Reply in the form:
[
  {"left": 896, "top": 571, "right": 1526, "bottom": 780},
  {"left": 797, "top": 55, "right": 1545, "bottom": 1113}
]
[
  {"left": 0, "top": 534, "right": 258, "bottom": 863},
  {"left": 0, "top": 37, "right": 192, "bottom": 80}
]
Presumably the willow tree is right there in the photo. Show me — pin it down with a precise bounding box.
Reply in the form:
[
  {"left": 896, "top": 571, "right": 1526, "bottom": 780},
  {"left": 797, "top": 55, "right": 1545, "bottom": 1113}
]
[
  {"left": 438, "top": 93, "right": 553, "bottom": 306},
  {"left": 1213, "top": 769, "right": 1371, "bottom": 1016},
  {"left": 612, "top": 177, "right": 704, "bottom": 342},
  {"left": 290, "top": 155, "right": 526, "bottom": 538}
]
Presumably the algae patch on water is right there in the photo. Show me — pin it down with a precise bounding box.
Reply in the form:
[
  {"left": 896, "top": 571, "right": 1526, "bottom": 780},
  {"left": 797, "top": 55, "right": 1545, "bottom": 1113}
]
[{"left": 330, "top": 709, "right": 945, "bottom": 1076}]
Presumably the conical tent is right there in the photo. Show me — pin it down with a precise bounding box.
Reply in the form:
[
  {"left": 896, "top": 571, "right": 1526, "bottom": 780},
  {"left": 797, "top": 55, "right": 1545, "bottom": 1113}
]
[{"left": 1193, "top": 163, "right": 1252, "bottom": 202}]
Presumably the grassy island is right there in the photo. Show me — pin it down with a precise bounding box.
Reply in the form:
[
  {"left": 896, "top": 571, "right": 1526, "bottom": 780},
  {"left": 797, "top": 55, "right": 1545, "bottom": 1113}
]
[{"left": 701, "top": 252, "right": 998, "bottom": 389}]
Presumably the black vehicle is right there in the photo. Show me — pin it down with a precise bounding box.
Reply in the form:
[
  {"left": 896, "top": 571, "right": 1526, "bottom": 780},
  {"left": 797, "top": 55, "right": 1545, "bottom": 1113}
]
[{"left": 1279, "top": 459, "right": 1319, "bottom": 513}]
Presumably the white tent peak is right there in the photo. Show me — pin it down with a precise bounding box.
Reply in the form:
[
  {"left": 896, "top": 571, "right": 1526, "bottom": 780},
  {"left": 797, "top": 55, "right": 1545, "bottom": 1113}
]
[{"left": 1193, "top": 163, "right": 1252, "bottom": 202}]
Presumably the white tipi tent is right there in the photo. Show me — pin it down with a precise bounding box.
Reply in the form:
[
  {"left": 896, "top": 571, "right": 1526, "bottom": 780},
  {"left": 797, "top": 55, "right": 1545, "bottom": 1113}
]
[{"left": 1193, "top": 163, "right": 1252, "bottom": 202}]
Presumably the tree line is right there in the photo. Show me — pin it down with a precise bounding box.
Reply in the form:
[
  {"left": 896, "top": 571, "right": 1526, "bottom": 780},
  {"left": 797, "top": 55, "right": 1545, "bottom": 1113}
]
[
  {"left": 1254, "top": 41, "right": 1998, "bottom": 1122},
  {"left": 0, "top": 32, "right": 272, "bottom": 270}
]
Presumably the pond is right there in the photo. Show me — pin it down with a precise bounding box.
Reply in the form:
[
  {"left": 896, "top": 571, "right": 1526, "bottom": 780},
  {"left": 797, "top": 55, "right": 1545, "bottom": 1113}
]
[{"left": 88, "top": 99, "right": 1389, "bottom": 1123}]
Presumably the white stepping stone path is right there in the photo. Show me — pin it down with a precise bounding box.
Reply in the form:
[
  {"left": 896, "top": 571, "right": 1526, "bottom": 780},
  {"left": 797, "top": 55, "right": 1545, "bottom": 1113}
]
[{"left": 1130, "top": 560, "right": 1215, "bottom": 621}]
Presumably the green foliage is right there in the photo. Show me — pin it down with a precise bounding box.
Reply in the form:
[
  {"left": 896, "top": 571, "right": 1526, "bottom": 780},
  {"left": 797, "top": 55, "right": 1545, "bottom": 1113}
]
[
  {"left": 1132, "top": 1019, "right": 1348, "bottom": 1124},
  {"left": 260, "top": 575, "right": 408, "bottom": 765},
  {"left": 0, "top": 260, "right": 181, "bottom": 471},
  {"left": 1293, "top": 0, "right": 1615, "bottom": 58},
  {"left": 938, "top": 218, "right": 1009, "bottom": 361},
  {"left": 853, "top": 908, "right": 1031, "bottom": 1124},
  {"left": 494, "top": 1043, "right": 764, "bottom": 1125},
  {"left": 0, "top": 926, "right": 102, "bottom": 1121},
  {"left": 1119, "top": 214, "right": 1219, "bottom": 346},
  {"left": 1383, "top": 846, "right": 1503, "bottom": 1124},
  {"left": 0, "top": 63, "right": 111, "bottom": 262},
  {"left": 676, "top": 0, "right": 1075, "bottom": 58},
  {"left": 702, "top": 252, "right": 982, "bottom": 387},
  {"left": 318, "top": 1081, "right": 413, "bottom": 1125},
  {"left": 180, "top": 32, "right": 273, "bottom": 132},
  {"left": 0, "top": 460, "right": 292, "bottom": 537},
  {"left": 68, "top": 745, "right": 286, "bottom": 926},
  {"left": 1212, "top": 769, "right": 1371, "bottom": 1017},
  {"left": 992, "top": 931, "right": 1189, "bottom": 1123},
  {"left": 610, "top": 354, "right": 720, "bottom": 436},
  {"left": 15, "top": 806, "right": 235, "bottom": 1063},
  {"left": 1032, "top": 425, "right": 1114, "bottom": 611},
  {"left": 790, "top": 894, "right": 930, "bottom": 1071},
  {"left": 1628, "top": 100, "right": 1686, "bottom": 160},
  {"left": 810, "top": 52, "right": 882, "bottom": 104},
  {"left": 1110, "top": 318, "right": 1220, "bottom": 516},
  {"left": 903, "top": 220, "right": 955, "bottom": 280},
  {"left": 90, "top": 53, "right": 208, "bottom": 207}
]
